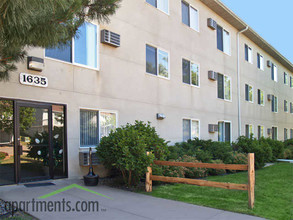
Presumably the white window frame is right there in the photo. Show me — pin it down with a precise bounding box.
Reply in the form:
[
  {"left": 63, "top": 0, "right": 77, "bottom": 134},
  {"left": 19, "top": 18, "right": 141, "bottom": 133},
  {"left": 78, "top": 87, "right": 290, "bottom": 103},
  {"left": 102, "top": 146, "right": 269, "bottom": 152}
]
[
  {"left": 272, "top": 64, "right": 278, "bottom": 82},
  {"left": 218, "top": 73, "right": 232, "bottom": 102},
  {"left": 284, "top": 100, "right": 289, "bottom": 113},
  {"left": 272, "top": 126, "right": 278, "bottom": 140},
  {"left": 218, "top": 120, "right": 232, "bottom": 143},
  {"left": 290, "top": 76, "right": 293, "bottom": 88},
  {"left": 284, "top": 72, "right": 288, "bottom": 85},
  {"left": 79, "top": 107, "right": 118, "bottom": 148},
  {"left": 245, "top": 124, "right": 254, "bottom": 138},
  {"left": 181, "top": 1, "right": 199, "bottom": 32},
  {"left": 182, "top": 118, "right": 200, "bottom": 141},
  {"left": 146, "top": 43, "right": 170, "bottom": 80},
  {"left": 245, "top": 44, "right": 253, "bottom": 64},
  {"left": 258, "top": 125, "right": 265, "bottom": 139},
  {"left": 182, "top": 57, "right": 200, "bottom": 87},
  {"left": 216, "top": 25, "right": 231, "bottom": 56},
  {"left": 272, "top": 96, "right": 278, "bottom": 113},
  {"left": 257, "top": 53, "right": 264, "bottom": 70},
  {"left": 258, "top": 89, "right": 264, "bottom": 106},
  {"left": 246, "top": 84, "right": 253, "bottom": 103},
  {"left": 44, "top": 22, "right": 100, "bottom": 71},
  {"left": 146, "top": 0, "right": 169, "bottom": 15}
]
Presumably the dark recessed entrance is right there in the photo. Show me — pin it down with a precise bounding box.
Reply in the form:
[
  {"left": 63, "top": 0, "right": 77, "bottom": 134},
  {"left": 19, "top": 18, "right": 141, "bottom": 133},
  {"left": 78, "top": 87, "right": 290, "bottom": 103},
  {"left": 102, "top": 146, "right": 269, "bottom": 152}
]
[{"left": 0, "top": 98, "right": 67, "bottom": 185}]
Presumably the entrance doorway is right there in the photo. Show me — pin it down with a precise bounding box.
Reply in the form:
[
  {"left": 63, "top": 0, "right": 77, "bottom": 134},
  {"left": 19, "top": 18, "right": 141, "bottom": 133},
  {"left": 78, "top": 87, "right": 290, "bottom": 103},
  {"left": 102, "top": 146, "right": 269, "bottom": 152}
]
[{"left": 0, "top": 99, "right": 67, "bottom": 185}]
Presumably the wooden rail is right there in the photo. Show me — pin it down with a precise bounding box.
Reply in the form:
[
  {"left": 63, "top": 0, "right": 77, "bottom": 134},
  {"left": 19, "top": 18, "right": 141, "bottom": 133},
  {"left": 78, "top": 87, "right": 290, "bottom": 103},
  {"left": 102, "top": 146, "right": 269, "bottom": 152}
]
[{"left": 146, "top": 153, "right": 255, "bottom": 209}]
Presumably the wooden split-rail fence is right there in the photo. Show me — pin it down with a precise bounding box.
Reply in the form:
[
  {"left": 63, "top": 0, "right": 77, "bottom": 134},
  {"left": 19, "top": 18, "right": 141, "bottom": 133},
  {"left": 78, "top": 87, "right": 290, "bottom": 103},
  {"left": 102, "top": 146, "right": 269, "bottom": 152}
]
[{"left": 146, "top": 153, "right": 255, "bottom": 209}]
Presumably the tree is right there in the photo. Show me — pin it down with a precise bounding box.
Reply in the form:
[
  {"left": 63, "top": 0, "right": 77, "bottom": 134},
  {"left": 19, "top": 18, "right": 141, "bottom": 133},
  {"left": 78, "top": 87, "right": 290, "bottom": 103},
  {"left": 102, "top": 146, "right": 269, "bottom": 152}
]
[{"left": 0, "top": 0, "right": 120, "bottom": 81}]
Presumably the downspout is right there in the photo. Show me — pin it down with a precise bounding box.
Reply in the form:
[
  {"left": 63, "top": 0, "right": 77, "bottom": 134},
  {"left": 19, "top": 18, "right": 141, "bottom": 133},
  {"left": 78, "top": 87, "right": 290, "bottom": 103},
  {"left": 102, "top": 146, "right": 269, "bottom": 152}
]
[{"left": 237, "top": 26, "right": 248, "bottom": 137}]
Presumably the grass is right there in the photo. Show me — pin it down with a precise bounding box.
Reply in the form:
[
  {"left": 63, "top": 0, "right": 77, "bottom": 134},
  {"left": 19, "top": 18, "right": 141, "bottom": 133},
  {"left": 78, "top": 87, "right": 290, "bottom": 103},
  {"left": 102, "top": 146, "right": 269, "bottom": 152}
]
[{"left": 143, "top": 163, "right": 293, "bottom": 220}]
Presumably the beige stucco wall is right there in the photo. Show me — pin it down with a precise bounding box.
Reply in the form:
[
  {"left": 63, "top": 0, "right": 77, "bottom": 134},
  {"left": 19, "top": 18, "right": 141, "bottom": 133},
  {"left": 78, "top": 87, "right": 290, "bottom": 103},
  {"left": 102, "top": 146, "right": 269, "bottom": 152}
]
[{"left": 0, "top": 0, "right": 292, "bottom": 178}]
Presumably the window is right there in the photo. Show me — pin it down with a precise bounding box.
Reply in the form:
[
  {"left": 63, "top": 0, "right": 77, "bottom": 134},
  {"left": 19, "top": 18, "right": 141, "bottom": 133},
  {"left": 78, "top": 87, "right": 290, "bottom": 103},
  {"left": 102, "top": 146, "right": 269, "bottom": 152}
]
[
  {"left": 290, "top": 76, "right": 293, "bottom": 88},
  {"left": 291, "top": 129, "right": 293, "bottom": 139},
  {"left": 271, "top": 64, "right": 278, "bottom": 82},
  {"left": 245, "top": 44, "right": 253, "bottom": 63},
  {"left": 284, "top": 100, "right": 288, "bottom": 112},
  {"left": 181, "top": 1, "right": 199, "bottom": 31},
  {"left": 284, "top": 72, "right": 288, "bottom": 85},
  {"left": 218, "top": 121, "right": 231, "bottom": 142},
  {"left": 272, "top": 127, "right": 278, "bottom": 140},
  {"left": 183, "top": 119, "right": 199, "bottom": 141},
  {"left": 146, "top": 45, "right": 169, "bottom": 78},
  {"left": 291, "top": 102, "right": 293, "bottom": 114},
  {"left": 80, "top": 110, "right": 117, "bottom": 147},
  {"left": 284, "top": 128, "right": 288, "bottom": 141},
  {"left": 257, "top": 53, "right": 264, "bottom": 70},
  {"left": 272, "top": 96, "right": 278, "bottom": 113},
  {"left": 46, "top": 22, "right": 98, "bottom": 69},
  {"left": 258, "top": 125, "right": 265, "bottom": 139},
  {"left": 245, "top": 124, "right": 254, "bottom": 138},
  {"left": 146, "top": 0, "right": 169, "bottom": 14},
  {"left": 217, "top": 73, "right": 231, "bottom": 101},
  {"left": 257, "top": 89, "right": 264, "bottom": 106},
  {"left": 245, "top": 84, "right": 253, "bottom": 103},
  {"left": 182, "top": 59, "right": 199, "bottom": 86},
  {"left": 217, "top": 25, "right": 230, "bottom": 55}
]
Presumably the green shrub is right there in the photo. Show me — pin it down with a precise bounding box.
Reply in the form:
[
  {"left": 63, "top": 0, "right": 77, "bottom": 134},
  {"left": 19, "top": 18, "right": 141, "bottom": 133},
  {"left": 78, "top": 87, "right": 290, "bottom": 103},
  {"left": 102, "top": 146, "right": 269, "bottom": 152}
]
[
  {"left": 168, "top": 138, "right": 233, "bottom": 164},
  {"left": 230, "top": 152, "right": 248, "bottom": 164},
  {"left": 207, "top": 159, "right": 226, "bottom": 176},
  {"left": 259, "top": 138, "right": 284, "bottom": 160},
  {"left": 283, "top": 148, "right": 293, "bottom": 159},
  {"left": 162, "top": 155, "right": 207, "bottom": 178},
  {"left": 0, "top": 151, "right": 8, "bottom": 160},
  {"left": 232, "top": 136, "right": 267, "bottom": 169},
  {"left": 96, "top": 121, "right": 169, "bottom": 186}
]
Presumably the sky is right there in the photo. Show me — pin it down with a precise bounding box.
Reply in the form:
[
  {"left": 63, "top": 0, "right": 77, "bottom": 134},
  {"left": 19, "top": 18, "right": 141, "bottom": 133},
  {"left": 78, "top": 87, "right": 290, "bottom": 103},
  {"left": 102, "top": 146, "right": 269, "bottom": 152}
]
[{"left": 220, "top": 0, "right": 293, "bottom": 64}]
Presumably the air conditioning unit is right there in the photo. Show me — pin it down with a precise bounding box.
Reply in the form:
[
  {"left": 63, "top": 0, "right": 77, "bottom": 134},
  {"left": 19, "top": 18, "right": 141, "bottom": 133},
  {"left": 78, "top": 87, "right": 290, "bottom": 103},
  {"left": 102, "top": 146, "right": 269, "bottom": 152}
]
[
  {"left": 208, "top": 124, "right": 218, "bottom": 133},
  {"left": 267, "top": 128, "right": 272, "bottom": 135},
  {"left": 101, "top": 29, "right": 120, "bottom": 47},
  {"left": 208, "top": 71, "right": 218, "bottom": 81},
  {"left": 267, "top": 94, "right": 273, "bottom": 101},
  {"left": 267, "top": 60, "right": 272, "bottom": 67},
  {"left": 207, "top": 18, "right": 217, "bottom": 30},
  {"left": 79, "top": 152, "right": 99, "bottom": 166}
]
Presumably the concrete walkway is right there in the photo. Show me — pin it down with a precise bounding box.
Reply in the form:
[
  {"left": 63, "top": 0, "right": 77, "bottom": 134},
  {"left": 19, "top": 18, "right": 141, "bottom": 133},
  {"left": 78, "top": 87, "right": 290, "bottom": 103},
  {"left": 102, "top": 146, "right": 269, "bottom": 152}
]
[{"left": 0, "top": 179, "right": 264, "bottom": 220}]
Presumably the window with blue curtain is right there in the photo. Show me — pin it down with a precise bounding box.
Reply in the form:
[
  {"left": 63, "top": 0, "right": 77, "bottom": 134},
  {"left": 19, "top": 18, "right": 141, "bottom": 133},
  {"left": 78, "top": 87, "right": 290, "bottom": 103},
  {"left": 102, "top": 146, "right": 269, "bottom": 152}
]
[
  {"left": 74, "top": 22, "right": 97, "bottom": 68},
  {"left": 45, "top": 22, "right": 97, "bottom": 69},
  {"left": 45, "top": 42, "right": 72, "bottom": 62}
]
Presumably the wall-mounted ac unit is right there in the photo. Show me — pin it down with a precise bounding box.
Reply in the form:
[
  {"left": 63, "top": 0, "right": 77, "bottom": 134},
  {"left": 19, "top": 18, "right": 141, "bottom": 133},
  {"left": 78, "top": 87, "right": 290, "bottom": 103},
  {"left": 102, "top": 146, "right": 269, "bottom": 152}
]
[
  {"left": 208, "top": 124, "right": 218, "bottom": 133},
  {"left": 207, "top": 18, "right": 217, "bottom": 30},
  {"left": 79, "top": 152, "right": 99, "bottom": 166},
  {"left": 267, "top": 60, "right": 272, "bottom": 67},
  {"left": 267, "top": 94, "right": 273, "bottom": 101},
  {"left": 101, "top": 29, "right": 120, "bottom": 47},
  {"left": 208, "top": 71, "right": 218, "bottom": 81},
  {"left": 267, "top": 128, "right": 272, "bottom": 135}
]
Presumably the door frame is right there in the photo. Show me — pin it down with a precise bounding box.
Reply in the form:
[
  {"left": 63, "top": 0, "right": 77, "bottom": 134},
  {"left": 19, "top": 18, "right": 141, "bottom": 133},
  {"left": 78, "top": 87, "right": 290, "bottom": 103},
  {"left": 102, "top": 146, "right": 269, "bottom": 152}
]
[{"left": 15, "top": 101, "right": 53, "bottom": 183}]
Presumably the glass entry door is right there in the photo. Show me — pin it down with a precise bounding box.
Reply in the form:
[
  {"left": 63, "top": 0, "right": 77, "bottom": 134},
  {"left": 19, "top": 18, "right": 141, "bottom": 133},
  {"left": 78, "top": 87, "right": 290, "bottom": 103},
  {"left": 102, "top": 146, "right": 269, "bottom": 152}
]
[{"left": 16, "top": 102, "right": 53, "bottom": 182}]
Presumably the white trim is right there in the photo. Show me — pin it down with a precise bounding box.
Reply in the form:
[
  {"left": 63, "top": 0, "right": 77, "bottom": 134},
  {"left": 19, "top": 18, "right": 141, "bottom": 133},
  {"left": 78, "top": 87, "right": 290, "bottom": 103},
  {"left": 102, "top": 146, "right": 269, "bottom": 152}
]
[
  {"left": 145, "top": 0, "right": 170, "bottom": 16},
  {"left": 217, "top": 73, "right": 232, "bottom": 102},
  {"left": 182, "top": 57, "right": 200, "bottom": 88},
  {"left": 245, "top": 124, "right": 254, "bottom": 137},
  {"left": 245, "top": 44, "right": 253, "bottom": 64},
  {"left": 181, "top": 1, "right": 200, "bottom": 33},
  {"left": 145, "top": 43, "right": 170, "bottom": 80},
  {"left": 257, "top": 125, "right": 265, "bottom": 138},
  {"left": 79, "top": 107, "right": 118, "bottom": 149},
  {"left": 217, "top": 120, "right": 232, "bottom": 143},
  {"left": 257, "top": 53, "right": 264, "bottom": 71},
  {"left": 216, "top": 24, "right": 231, "bottom": 56},
  {"left": 44, "top": 22, "right": 100, "bottom": 71},
  {"left": 246, "top": 84, "right": 254, "bottom": 103},
  {"left": 182, "top": 117, "right": 200, "bottom": 141}
]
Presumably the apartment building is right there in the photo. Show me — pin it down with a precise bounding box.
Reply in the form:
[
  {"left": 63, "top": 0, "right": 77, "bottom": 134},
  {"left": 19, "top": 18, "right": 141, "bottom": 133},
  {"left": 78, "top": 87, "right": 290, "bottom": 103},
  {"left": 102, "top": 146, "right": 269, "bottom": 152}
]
[{"left": 0, "top": 0, "right": 292, "bottom": 185}]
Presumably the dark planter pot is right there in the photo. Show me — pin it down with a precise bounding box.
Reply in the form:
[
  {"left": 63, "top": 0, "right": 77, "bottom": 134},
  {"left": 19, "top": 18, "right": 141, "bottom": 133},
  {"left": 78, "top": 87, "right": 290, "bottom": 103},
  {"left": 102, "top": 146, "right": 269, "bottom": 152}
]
[
  {"left": 84, "top": 171, "right": 99, "bottom": 186},
  {"left": 83, "top": 147, "right": 99, "bottom": 186}
]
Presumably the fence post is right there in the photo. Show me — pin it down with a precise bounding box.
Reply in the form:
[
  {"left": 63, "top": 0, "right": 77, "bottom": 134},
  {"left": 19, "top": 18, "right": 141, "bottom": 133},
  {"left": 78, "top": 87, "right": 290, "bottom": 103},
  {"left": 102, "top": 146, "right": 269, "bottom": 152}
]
[
  {"left": 146, "top": 152, "right": 152, "bottom": 192},
  {"left": 248, "top": 153, "right": 255, "bottom": 209}
]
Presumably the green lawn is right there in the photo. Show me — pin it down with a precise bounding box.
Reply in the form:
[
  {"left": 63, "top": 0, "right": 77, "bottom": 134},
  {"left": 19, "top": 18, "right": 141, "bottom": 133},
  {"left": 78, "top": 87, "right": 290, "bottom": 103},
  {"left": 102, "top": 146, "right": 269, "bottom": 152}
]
[{"left": 143, "top": 163, "right": 293, "bottom": 220}]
